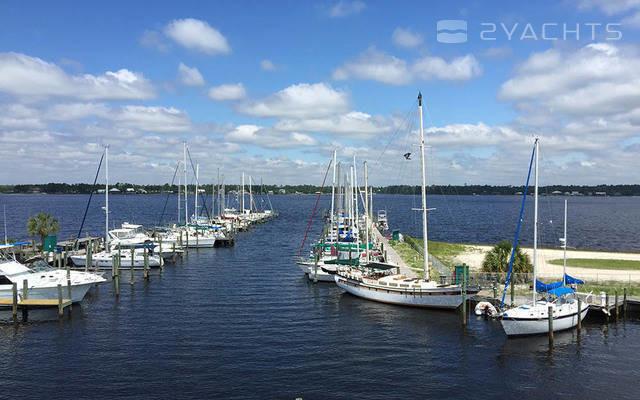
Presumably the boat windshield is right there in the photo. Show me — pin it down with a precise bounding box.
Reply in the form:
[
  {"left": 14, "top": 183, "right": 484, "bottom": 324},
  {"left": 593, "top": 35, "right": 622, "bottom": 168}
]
[{"left": 27, "top": 259, "right": 56, "bottom": 273}]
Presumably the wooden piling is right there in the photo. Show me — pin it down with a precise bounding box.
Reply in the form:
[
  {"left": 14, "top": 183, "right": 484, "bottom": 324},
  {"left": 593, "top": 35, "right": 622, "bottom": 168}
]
[
  {"left": 67, "top": 278, "right": 72, "bottom": 311},
  {"left": 57, "top": 284, "right": 63, "bottom": 318},
  {"left": 313, "top": 246, "right": 319, "bottom": 284},
  {"left": 143, "top": 247, "right": 149, "bottom": 280},
  {"left": 114, "top": 253, "right": 120, "bottom": 297},
  {"left": 158, "top": 237, "right": 163, "bottom": 271},
  {"left": 623, "top": 288, "right": 627, "bottom": 319},
  {"left": 196, "top": 228, "right": 199, "bottom": 248},
  {"left": 606, "top": 293, "right": 610, "bottom": 323},
  {"left": 22, "top": 279, "right": 28, "bottom": 300},
  {"left": 185, "top": 230, "right": 189, "bottom": 251},
  {"left": 615, "top": 290, "right": 619, "bottom": 323},
  {"left": 130, "top": 247, "right": 135, "bottom": 285},
  {"left": 12, "top": 282, "right": 17, "bottom": 318},
  {"left": 492, "top": 280, "right": 497, "bottom": 306},
  {"left": 577, "top": 297, "right": 582, "bottom": 331},
  {"left": 85, "top": 240, "right": 91, "bottom": 272},
  {"left": 461, "top": 265, "right": 467, "bottom": 327},
  {"left": 63, "top": 251, "right": 67, "bottom": 269},
  {"left": 548, "top": 306, "right": 554, "bottom": 345},
  {"left": 171, "top": 242, "right": 176, "bottom": 263},
  {"left": 510, "top": 280, "right": 515, "bottom": 306}
]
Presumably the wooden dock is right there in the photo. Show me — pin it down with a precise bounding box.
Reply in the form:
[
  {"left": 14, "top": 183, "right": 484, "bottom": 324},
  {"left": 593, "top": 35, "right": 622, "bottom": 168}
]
[
  {"left": 370, "top": 226, "right": 416, "bottom": 278},
  {"left": 2, "top": 282, "right": 73, "bottom": 319}
]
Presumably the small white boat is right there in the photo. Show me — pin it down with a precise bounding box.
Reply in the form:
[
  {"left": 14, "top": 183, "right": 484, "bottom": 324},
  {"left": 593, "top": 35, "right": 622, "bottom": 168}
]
[
  {"left": 69, "top": 248, "right": 163, "bottom": 268},
  {"left": 0, "top": 255, "right": 105, "bottom": 303}
]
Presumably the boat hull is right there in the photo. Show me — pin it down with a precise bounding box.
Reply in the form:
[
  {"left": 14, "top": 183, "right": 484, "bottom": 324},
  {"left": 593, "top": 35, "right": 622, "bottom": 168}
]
[
  {"left": 335, "top": 275, "right": 475, "bottom": 309},
  {"left": 0, "top": 282, "right": 95, "bottom": 304},
  {"left": 70, "top": 255, "right": 163, "bottom": 267},
  {"left": 500, "top": 303, "right": 589, "bottom": 336}
]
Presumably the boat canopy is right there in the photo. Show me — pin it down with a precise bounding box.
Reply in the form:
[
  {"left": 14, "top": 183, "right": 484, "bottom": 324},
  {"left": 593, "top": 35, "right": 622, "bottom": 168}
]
[
  {"left": 363, "top": 262, "right": 397, "bottom": 271},
  {"left": 324, "top": 258, "right": 359, "bottom": 266},
  {"left": 536, "top": 280, "right": 563, "bottom": 292},
  {"left": 564, "top": 274, "right": 584, "bottom": 285},
  {"left": 548, "top": 286, "right": 574, "bottom": 297}
]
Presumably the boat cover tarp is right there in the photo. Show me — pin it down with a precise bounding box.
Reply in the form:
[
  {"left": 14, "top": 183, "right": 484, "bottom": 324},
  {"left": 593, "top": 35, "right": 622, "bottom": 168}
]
[
  {"left": 548, "top": 286, "right": 574, "bottom": 297},
  {"left": 536, "top": 279, "right": 563, "bottom": 292},
  {"left": 564, "top": 274, "right": 584, "bottom": 285},
  {"left": 324, "top": 258, "right": 359, "bottom": 266},
  {"left": 364, "top": 262, "right": 398, "bottom": 271}
]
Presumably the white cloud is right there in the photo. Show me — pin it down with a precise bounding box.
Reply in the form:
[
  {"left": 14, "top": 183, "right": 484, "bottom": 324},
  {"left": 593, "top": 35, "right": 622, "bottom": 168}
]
[
  {"left": 0, "top": 52, "right": 156, "bottom": 100},
  {"left": 208, "top": 83, "right": 246, "bottom": 101},
  {"left": 113, "top": 106, "right": 193, "bottom": 132},
  {"left": 164, "top": 18, "right": 230, "bottom": 55},
  {"left": 260, "top": 59, "right": 277, "bottom": 71},
  {"left": 236, "top": 82, "right": 350, "bottom": 118},
  {"left": 333, "top": 48, "right": 482, "bottom": 85},
  {"left": 328, "top": 1, "right": 366, "bottom": 18},
  {"left": 177, "top": 62, "right": 205, "bottom": 86},
  {"left": 275, "top": 111, "right": 392, "bottom": 139},
  {"left": 392, "top": 28, "right": 423, "bottom": 48},
  {"left": 45, "top": 103, "right": 111, "bottom": 121},
  {"left": 139, "top": 30, "right": 170, "bottom": 52},
  {"left": 225, "top": 124, "right": 318, "bottom": 149}
]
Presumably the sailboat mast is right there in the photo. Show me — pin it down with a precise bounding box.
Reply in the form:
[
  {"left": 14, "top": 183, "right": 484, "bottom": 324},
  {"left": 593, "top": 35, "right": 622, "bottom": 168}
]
[
  {"left": 353, "top": 156, "right": 359, "bottom": 243},
  {"left": 533, "top": 137, "right": 539, "bottom": 302},
  {"left": 330, "top": 150, "right": 336, "bottom": 242},
  {"left": 241, "top": 172, "right": 245, "bottom": 213},
  {"left": 563, "top": 199, "right": 567, "bottom": 286},
  {"left": 3, "top": 204, "right": 7, "bottom": 244},
  {"left": 249, "top": 176, "right": 253, "bottom": 212},
  {"left": 105, "top": 145, "right": 109, "bottom": 250},
  {"left": 183, "top": 142, "right": 188, "bottom": 225},
  {"left": 364, "top": 161, "right": 369, "bottom": 263},
  {"left": 216, "top": 168, "right": 220, "bottom": 216},
  {"left": 418, "top": 93, "right": 429, "bottom": 279},
  {"left": 178, "top": 173, "right": 181, "bottom": 223},
  {"left": 195, "top": 164, "right": 199, "bottom": 219}
]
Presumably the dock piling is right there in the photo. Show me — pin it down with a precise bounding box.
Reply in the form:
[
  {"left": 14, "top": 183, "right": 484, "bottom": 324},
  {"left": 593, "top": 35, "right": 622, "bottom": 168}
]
[
  {"left": 158, "top": 237, "right": 163, "bottom": 271},
  {"left": 615, "top": 290, "right": 619, "bottom": 323},
  {"left": 577, "top": 297, "right": 582, "bottom": 331},
  {"left": 22, "top": 279, "right": 28, "bottom": 300},
  {"left": 548, "top": 306, "right": 554, "bottom": 345},
  {"left": 143, "top": 247, "right": 149, "bottom": 280},
  {"left": 12, "top": 282, "right": 17, "bottom": 318},
  {"left": 130, "top": 247, "right": 135, "bottom": 285},
  {"left": 171, "top": 242, "right": 176, "bottom": 263},
  {"left": 461, "top": 265, "right": 467, "bottom": 327},
  {"left": 57, "top": 284, "right": 63, "bottom": 318},
  {"left": 510, "top": 280, "right": 514, "bottom": 306},
  {"left": 67, "top": 279, "right": 72, "bottom": 311},
  {"left": 606, "top": 293, "right": 610, "bottom": 323},
  {"left": 114, "top": 253, "right": 120, "bottom": 297},
  {"left": 623, "top": 288, "right": 627, "bottom": 319},
  {"left": 492, "top": 280, "right": 497, "bottom": 306}
]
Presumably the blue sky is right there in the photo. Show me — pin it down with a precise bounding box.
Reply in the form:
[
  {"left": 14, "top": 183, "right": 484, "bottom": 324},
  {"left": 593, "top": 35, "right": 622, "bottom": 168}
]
[{"left": 1, "top": 0, "right": 639, "bottom": 186}]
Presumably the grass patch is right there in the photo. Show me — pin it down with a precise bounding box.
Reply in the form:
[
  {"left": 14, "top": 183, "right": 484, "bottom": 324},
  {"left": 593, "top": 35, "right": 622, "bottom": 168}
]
[
  {"left": 548, "top": 258, "right": 640, "bottom": 270},
  {"left": 408, "top": 238, "right": 467, "bottom": 268},
  {"left": 579, "top": 284, "right": 640, "bottom": 297}
]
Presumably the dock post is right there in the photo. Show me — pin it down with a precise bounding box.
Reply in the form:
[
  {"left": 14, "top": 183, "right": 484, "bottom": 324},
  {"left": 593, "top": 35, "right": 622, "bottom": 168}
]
[
  {"left": 606, "top": 293, "right": 610, "bottom": 323},
  {"left": 577, "top": 297, "right": 582, "bottom": 331},
  {"left": 461, "top": 265, "right": 467, "bottom": 327},
  {"left": 57, "top": 284, "right": 63, "bottom": 318},
  {"left": 510, "top": 279, "right": 515, "bottom": 306},
  {"left": 85, "top": 240, "right": 91, "bottom": 272},
  {"left": 196, "top": 228, "right": 199, "bottom": 248},
  {"left": 548, "top": 306, "right": 554, "bottom": 345},
  {"left": 615, "top": 290, "right": 619, "bottom": 323},
  {"left": 114, "top": 253, "right": 120, "bottom": 297},
  {"left": 158, "top": 237, "right": 164, "bottom": 271},
  {"left": 179, "top": 230, "right": 183, "bottom": 248},
  {"left": 12, "top": 282, "right": 17, "bottom": 319},
  {"left": 172, "top": 242, "right": 176, "bottom": 263},
  {"left": 185, "top": 230, "right": 189, "bottom": 251},
  {"left": 63, "top": 251, "right": 67, "bottom": 269},
  {"left": 130, "top": 247, "right": 135, "bottom": 285},
  {"left": 67, "top": 278, "right": 72, "bottom": 312},
  {"left": 492, "top": 280, "right": 497, "bottom": 306},
  {"left": 143, "top": 247, "right": 149, "bottom": 280},
  {"left": 22, "top": 279, "right": 28, "bottom": 300},
  {"left": 623, "top": 288, "right": 627, "bottom": 319},
  {"left": 313, "top": 246, "right": 319, "bottom": 284}
]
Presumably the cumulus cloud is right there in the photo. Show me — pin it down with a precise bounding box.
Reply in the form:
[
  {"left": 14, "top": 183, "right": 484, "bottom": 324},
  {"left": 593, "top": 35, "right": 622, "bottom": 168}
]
[
  {"left": 164, "top": 18, "right": 230, "bottom": 55},
  {"left": 208, "top": 83, "right": 246, "bottom": 101},
  {"left": 225, "top": 124, "right": 318, "bottom": 149},
  {"left": 112, "top": 106, "right": 193, "bottom": 132},
  {"left": 0, "top": 52, "right": 156, "bottom": 100},
  {"left": 236, "top": 82, "right": 350, "bottom": 118},
  {"left": 328, "top": 1, "right": 366, "bottom": 18},
  {"left": 332, "top": 48, "right": 482, "bottom": 85},
  {"left": 275, "top": 111, "right": 392, "bottom": 139},
  {"left": 177, "top": 62, "right": 205, "bottom": 86},
  {"left": 392, "top": 28, "right": 423, "bottom": 48}
]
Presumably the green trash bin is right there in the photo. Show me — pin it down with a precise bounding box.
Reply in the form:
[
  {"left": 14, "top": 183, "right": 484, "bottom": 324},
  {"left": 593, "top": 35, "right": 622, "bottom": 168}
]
[
  {"left": 454, "top": 265, "right": 469, "bottom": 285},
  {"left": 43, "top": 235, "right": 57, "bottom": 252},
  {"left": 392, "top": 230, "right": 400, "bottom": 241}
]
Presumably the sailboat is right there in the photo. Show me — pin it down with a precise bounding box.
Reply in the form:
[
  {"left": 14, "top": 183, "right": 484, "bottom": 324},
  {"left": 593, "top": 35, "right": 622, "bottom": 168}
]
[
  {"left": 70, "top": 146, "right": 163, "bottom": 268},
  {"left": 499, "top": 139, "right": 589, "bottom": 336},
  {"left": 334, "top": 93, "right": 479, "bottom": 309}
]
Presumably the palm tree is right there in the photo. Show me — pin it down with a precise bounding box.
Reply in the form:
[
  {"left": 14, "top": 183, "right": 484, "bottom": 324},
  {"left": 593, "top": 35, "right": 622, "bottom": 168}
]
[
  {"left": 482, "top": 240, "right": 532, "bottom": 279},
  {"left": 27, "top": 213, "right": 60, "bottom": 249}
]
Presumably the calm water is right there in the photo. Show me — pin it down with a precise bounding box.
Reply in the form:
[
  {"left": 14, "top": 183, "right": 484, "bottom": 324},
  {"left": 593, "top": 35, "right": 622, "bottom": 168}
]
[{"left": 0, "top": 194, "right": 639, "bottom": 399}]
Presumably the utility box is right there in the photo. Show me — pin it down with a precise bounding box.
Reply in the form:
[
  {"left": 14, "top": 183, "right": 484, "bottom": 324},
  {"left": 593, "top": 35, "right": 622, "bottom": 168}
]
[
  {"left": 454, "top": 265, "right": 469, "bottom": 285},
  {"left": 392, "top": 230, "right": 400, "bottom": 241},
  {"left": 43, "top": 235, "right": 57, "bottom": 252}
]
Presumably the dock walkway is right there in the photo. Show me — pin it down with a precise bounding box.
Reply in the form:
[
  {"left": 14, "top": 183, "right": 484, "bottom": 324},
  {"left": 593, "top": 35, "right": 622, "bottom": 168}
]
[{"left": 371, "top": 226, "right": 416, "bottom": 278}]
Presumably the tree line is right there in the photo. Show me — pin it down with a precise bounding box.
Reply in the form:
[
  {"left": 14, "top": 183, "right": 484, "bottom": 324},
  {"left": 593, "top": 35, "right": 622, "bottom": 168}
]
[{"left": 1, "top": 183, "right": 639, "bottom": 196}]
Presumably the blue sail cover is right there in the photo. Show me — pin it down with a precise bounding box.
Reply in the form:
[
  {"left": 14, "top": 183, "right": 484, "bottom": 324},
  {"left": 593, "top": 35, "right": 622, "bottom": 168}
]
[
  {"left": 564, "top": 274, "right": 584, "bottom": 285},
  {"left": 548, "top": 286, "right": 575, "bottom": 297},
  {"left": 536, "top": 280, "right": 563, "bottom": 292}
]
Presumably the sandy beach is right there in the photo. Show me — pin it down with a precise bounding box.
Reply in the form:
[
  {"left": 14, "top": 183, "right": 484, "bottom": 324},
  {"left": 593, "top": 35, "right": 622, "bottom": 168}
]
[{"left": 453, "top": 245, "right": 640, "bottom": 283}]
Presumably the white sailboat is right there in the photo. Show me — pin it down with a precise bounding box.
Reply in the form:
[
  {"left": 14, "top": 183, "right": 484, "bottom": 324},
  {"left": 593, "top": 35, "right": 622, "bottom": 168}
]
[
  {"left": 334, "top": 93, "right": 479, "bottom": 309},
  {"left": 500, "top": 139, "right": 589, "bottom": 336}
]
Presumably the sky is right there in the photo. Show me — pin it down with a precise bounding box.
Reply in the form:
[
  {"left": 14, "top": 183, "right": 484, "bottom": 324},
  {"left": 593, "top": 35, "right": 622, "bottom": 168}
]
[{"left": 0, "top": 0, "right": 639, "bottom": 187}]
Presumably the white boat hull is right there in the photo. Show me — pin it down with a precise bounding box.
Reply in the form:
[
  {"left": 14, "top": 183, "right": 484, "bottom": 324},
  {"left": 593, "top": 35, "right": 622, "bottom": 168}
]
[
  {"left": 0, "top": 282, "right": 96, "bottom": 303},
  {"left": 335, "top": 275, "right": 470, "bottom": 309},
  {"left": 500, "top": 302, "right": 589, "bottom": 336},
  {"left": 70, "top": 254, "right": 163, "bottom": 267}
]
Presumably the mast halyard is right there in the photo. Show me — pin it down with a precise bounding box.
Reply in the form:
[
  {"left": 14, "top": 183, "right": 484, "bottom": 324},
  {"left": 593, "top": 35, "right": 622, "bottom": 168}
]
[{"left": 418, "top": 92, "right": 429, "bottom": 280}]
